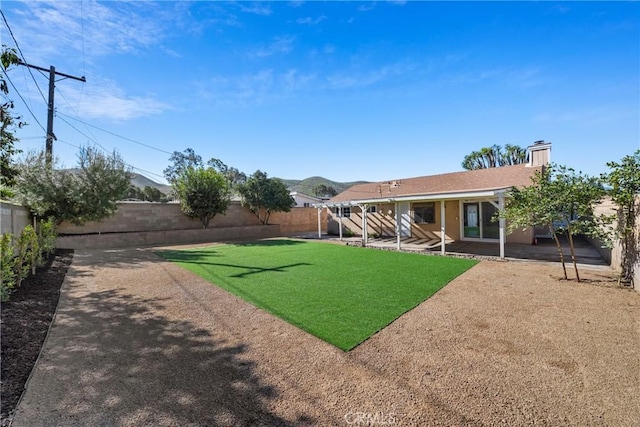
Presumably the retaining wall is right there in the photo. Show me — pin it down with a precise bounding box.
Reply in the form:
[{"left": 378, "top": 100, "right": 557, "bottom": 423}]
[{"left": 56, "top": 224, "right": 281, "bottom": 250}]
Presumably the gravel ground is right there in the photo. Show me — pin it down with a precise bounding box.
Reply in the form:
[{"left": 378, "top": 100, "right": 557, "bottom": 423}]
[{"left": 12, "top": 245, "right": 640, "bottom": 426}]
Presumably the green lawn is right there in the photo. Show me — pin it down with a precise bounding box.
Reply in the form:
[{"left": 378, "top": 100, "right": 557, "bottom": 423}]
[{"left": 156, "top": 239, "right": 478, "bottom": 351}]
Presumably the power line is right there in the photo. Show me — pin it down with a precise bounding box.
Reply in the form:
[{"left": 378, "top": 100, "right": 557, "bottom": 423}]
[
  {"left": 56, "top": 117, "right": 168, "bottom": 182},
  {"left": 1, "top": 69, "right": 47, "bottom": 132},
  {"left": 56, "top": 86, "right": 101, "bottom": 145},
  {"left": 1, "top": 9, "right": 48, "bottom": 105},
  {"left": 56, "top": 110, "right": 174, "bottom": 155},
  {"left": 57, "top": 137, "right": 168, "bottom": 182}
]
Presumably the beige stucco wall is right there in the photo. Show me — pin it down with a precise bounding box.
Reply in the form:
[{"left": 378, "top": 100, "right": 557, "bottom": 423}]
[
  {"left": 326, "top": 200, "right": 532, "bottom": 244},
  {"left": 588, "top": 196, "right": 640, "bottom": 288},
  {"left": 1, "top": 201, "right": 31, "bottom": 236},
  {"left": 506, "top": 226, "right": 534, "bottom": 244}
]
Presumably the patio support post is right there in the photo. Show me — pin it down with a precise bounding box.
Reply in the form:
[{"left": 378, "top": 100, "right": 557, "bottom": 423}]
[
  {"left": 395, "top": 202, "right": 402, "bottom": 250},
  {"left": 361, "top": 204, "right": 369, "bottom": 246},
  {"left": 339, "top": 206, "right": 343, "bottom": 241},
  {"left": 317, "top": 207, "right": 322, "bottom": 239},
  {"left": 498, "top": 193, "right": 505, "bottom": 259},
  {"left": 440, "top": 200, "right": 446, "bottom": 255}
]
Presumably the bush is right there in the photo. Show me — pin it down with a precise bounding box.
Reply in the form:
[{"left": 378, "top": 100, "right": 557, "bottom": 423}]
[
  {"left": 1, "top": 219, "right": 56, "bottom": 301},
  {"left": 1, "top": 233, "right": 15, "bottom": 302},
  {"left": 38, "top": 218, "right": 56, "bottom": 257}
]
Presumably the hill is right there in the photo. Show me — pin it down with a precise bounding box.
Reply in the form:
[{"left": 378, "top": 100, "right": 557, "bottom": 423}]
[
  {"left": 130, "top": 173, "right": 172, "bottom": 194},
  {"left": 279, "top": 176, "right": 368, "bottom": 197}
]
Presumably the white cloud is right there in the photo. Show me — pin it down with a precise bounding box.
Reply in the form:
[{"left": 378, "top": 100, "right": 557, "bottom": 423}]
[
  {"left": 358, "top": 3, "right": 376, "bottom": 12},
  {"left": 7, "top": 1, "right": 173, "bottom": 63},
  {"left": 296, "top": 15, "right": 326, "bottom": 25},
  {"left": 250, "top": 35, "right": 296, "bottom": 58},
  {"left": 326, "top": 62, "right": 415, "bottom": 89},
  {"left": 197, "top": 68, "right": 317, "bottom": 107},
  {"left": 58, "top": 80, "right": 170, "bottom": 121},
  {"left": 238, "top": 2, "right": 272, "bottom": 16}
]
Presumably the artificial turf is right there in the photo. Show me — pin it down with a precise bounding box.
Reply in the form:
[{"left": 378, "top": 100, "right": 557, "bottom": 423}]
[{"left": 156, "top": 239, "right": 478, "bottom": 351}]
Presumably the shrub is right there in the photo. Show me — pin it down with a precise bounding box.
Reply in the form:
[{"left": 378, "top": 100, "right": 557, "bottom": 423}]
[
  {"left": 38, "top": 218, "right": 56, "bottom": 258},
  {"left": 1, "top": 233, "right": 15, "bottom": 302}
]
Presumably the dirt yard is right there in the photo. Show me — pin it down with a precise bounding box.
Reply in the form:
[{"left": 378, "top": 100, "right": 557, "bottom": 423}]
[{"left": 11, "top": 247, "right": 640, "bottom": 426}]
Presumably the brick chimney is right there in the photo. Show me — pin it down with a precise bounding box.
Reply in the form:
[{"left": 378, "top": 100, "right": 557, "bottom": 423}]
[{"left": 526, "top": 140, "right": 551, "bottom": 167}]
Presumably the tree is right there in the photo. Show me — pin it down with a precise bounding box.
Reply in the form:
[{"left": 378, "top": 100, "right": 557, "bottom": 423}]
[
  {"left": 163, "top": 148, "right": 203, "bottom": 184},
  {"left": 143, "top": 185, "right": 165, "bottom": 202},
  {"left": 503, "top": 164, "right": 605, "bottom": 281},
  {"left": 208, "top": 157, "right": 247, "bottom": 190},
  {"left": 164, "top": 149, "right": 246, "bottom": 196},
  {"left": 14, "top": 146, "right": 131, "bottom": 225},
  {"left": 312, "top": 184, "right": 338, "bottom": 198},
  {"left": 238, "top": 170, "right": 295, "bottom": 225},
  {"left": 603, "top": 150, "right": 640, "bottom": 285},
  {"left": 462, "top": 144, "right": 527, "bottom": 170},
  {"left": 1, "top": 46, "right": 25, "bottom": 197},
  {"left": 173, "top": 167, "right": 230, "bottom": 228}
]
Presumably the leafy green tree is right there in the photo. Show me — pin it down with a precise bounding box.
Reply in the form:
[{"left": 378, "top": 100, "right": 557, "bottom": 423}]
[
  {"left": 603, "top": 150, "right": 640, "bottom": 285},
  {"left": 238, "top": 170, "right": 295, "bottom": 225},
  {"left": 1, "top": 46, "right": 25, "bottom": 197},
  {"left": 124, "top": 184, "right": 145, "bottom": 200},
  {"left": 143, "top": 185, "right": 165, "bottom": 202},
  {"left": 503, "top": 164, "right": 605, "bottom": 281},
  {"left": 312, "top": 184, "right": 337, "bottom": 198},
  {"left": 14, "top": 147, "right": 131, "bottom": 225},
  {"left": 164, "top": 150, "right": 246, "bottom": 198},
  {"left": 462, "top": 144, "right": 527, "bottom": 170},
  {"left": 208, "top": 157, "right": 247, "bottom": 191},
  {"left": 173, "top": 167, "right": 231, "bottom": 228},
  {"left": 163, "top": 148, "right": 203, "bottom": 184}
]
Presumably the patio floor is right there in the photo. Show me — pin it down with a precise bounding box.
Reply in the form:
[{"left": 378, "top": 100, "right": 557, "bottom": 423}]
[{"left": 321, "top": 235, "right": 608, "bottom": 266}]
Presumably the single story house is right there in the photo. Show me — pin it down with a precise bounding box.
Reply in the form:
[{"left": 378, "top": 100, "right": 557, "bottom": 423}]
[
  {"left": 314, "top": 141, "right": 551, "bottom": 259},
  {"left": 290, "top": 192, "right": 324, "bottom": 208}
]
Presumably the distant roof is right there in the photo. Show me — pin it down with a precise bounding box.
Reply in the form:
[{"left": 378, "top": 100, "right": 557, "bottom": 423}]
[{"left": 328, "top": 164, "right": 541, "bottom": 204}]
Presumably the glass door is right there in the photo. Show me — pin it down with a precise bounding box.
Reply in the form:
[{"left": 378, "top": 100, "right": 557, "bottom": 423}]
[
  {"left": 482, "top": 202, "right": 499, "bottom": 239},
  {"left": 463, "top": 203, "right": 480, "bottom": 238}
]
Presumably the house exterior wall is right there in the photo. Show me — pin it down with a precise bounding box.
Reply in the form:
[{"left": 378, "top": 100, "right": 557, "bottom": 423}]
[
  {"left": 1, "top": 201, "right": 31, "bottom": 236},
  {"left": 326, "top": 199, "right": 533, "bottom": 244},
  {"left": 587, "top": 196, "right": 640, "bottom": 288},
  {"left": 506, "top": 227, "right": 534, "bottom": 244},
  {"left": 290, "top": 193, "right": 321, "bottom": 208},
  {"left": 410, "top": 201, "right": 460, "bottom": 241}
]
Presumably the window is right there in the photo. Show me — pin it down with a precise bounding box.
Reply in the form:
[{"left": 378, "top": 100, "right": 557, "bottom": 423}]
[
  {"left": 414, "top": 203, "right": 435, "bottom": 224},
  {"left": 342, "top": 207, "right": 351, "bottom": 218},
  {"left": 367, "top": 205, "right": 377, "bottom": 214},
  {"left": 303, "top": 202, "right": 310, "bottom": 207}
]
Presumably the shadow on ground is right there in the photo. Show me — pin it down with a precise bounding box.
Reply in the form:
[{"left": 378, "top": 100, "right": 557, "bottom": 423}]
[{"left": 14, "top": 276, "right": 311, "bottom": 426}]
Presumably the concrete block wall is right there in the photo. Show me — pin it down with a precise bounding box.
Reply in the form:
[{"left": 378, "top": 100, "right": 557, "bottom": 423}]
[
  {"left": 55, "top": 202, "right": 326, "bottom": 249},
  {"left": 56, "top": 224, "right": 281, "bottom": 250},
  {"left": 1, "top": 202, "right": 31, "bottom": 236},
  {"left": 271, "top": 207, "right": 327, "bottom": 235},
  {"left": 58, "top": 202, "right": 326, "bottom": 236},
  {"left": 57, "top": 202, "right": 261, "bottom": 234}
]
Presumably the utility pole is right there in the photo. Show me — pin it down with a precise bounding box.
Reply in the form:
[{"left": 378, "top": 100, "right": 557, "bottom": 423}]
[{"left": 18, "top": 61, "right": 86, "bottom": 166}]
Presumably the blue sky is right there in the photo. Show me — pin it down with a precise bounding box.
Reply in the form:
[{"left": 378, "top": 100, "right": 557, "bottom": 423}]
[{"left": 2, "top": 1, "right": 639, "bottom": 185}]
